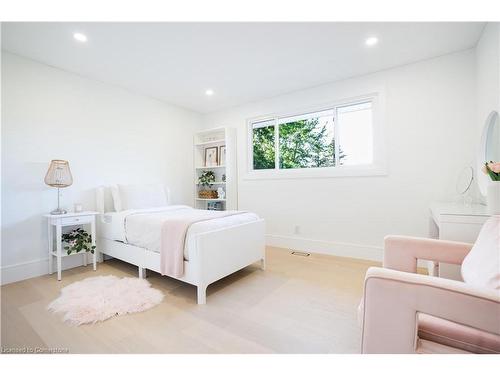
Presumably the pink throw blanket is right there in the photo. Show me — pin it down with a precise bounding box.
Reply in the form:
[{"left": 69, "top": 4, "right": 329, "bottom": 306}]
[{"left": 160, "top": 210, "right": 242, "bottom": 277}]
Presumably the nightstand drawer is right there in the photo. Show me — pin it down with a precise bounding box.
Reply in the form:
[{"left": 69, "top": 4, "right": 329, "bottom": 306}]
[{"left": 61, "top": 215, "right": 93, "bottom": 226}]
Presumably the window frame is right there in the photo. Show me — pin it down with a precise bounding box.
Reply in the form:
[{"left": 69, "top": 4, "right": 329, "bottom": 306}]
[{"left": 246, "top": 92, "right": 386, "bottom": 179}]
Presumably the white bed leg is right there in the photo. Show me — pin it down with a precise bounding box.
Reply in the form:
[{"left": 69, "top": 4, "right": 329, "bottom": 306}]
[
  {"left": 260, "top": 258, "right": 266, "bottom": 270},
  {"left": 138, "top": 267, "right": 147, "bottom": 279},
  {"left": 197, "top": 285, "right": 207, "bottom": 305}
]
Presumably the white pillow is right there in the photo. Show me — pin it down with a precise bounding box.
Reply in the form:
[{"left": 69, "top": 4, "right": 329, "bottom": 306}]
[
  {"left": 110, "top": 185, "right": 122, "bottom": 212},
  {"left": 461, "top": 216, "right": 500, "bottom": 290},
  {"left": 117, "top": 184, "right": 168, "bottom": 211}
]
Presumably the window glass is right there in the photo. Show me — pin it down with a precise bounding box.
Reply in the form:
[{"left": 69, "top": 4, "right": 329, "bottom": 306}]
[
  {"left": 249, "top": 98, "right": 375, "bottom": 172},
  {"left": 252, "top": 119, "right": 275, "bottom": 170},
  {"left": 337, "top": 102, "right": 373, "bottom": 166},
  {"left": 278, "top": 109, "right": 336, "bottom": 169}
]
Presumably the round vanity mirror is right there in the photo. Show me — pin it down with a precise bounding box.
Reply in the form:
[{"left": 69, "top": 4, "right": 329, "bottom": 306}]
[
  {"left": 477, "top": 111, "right": 500, "bottom": 197},
  {"left": 456, "top": 166, "right": 474, "bottom": 195}
]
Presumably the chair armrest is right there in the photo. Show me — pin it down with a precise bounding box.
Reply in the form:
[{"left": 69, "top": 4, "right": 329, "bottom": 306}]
[
  {"left": 384, "top": 235, "right": 473, "bottom": 273},
  {"left": 361, "top": 267, "right": 500, "bottom": 353}
]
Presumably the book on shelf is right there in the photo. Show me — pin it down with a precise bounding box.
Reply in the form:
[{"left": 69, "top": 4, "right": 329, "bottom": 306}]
[{"left": 207, "top": 201, "right": 223, "bottom": 211}]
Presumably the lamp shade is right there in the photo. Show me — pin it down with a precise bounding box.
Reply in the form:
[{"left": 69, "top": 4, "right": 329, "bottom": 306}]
[{"left": 44, "top": 160, "right": 73, "bottom": 187}]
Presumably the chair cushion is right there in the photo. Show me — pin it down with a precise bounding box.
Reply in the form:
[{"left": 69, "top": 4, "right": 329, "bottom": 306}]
[
  {"left": 461, "top": 216, "right": 500, "bottom": 290},
  {"left": 418, "top": 313, "right": 500, "bottom": 354}
]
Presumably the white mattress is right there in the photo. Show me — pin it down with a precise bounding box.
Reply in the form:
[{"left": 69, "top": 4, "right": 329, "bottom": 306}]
[{"left": 98, "top": 205, "right": 260, "bottom": 260}]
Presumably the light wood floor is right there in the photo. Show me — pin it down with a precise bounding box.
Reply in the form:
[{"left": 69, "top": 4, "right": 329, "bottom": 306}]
[{"left": 1, "top": 247, "right": 378, "bottom": 353}]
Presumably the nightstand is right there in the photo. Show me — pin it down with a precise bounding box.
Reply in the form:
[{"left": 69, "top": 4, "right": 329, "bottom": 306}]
[{"left": 45, "top": 211, "right": 99, "bottom": 280}]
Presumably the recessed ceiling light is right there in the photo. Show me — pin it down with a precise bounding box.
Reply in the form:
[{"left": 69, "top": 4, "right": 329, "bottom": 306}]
[
  {"left": 73, "top": 33, "right": 88, "bottom": 43},
  {"left": 205, "top": 89, "right": 214, "bottom": 96},
  {"left": 365, "top": 37, "right": 378, "bottom": 47}
]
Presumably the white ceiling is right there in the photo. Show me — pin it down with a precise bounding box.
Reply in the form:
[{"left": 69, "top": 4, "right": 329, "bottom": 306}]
[{"left": 1, "top": 22, "right": 485, "bottom": 113}]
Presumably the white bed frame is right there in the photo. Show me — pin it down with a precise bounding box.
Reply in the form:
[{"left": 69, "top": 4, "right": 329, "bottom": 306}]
[{"left": 95, "top": 186, "right": 265, "bottom": 304}]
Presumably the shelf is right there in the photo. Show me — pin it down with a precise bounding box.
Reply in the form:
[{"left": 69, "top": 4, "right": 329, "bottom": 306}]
[
  {"left": 195, "top": 181, "right": 226, "bottom": 185},
  {"left": 194, "top": 127, "right": 235, "bottom": 211},
  {"left": 195, "top": 165, "right": 226, "bottom": 170},
  {"left": 194, "top": 139, "right": 225, "bottom": 147},
  {"left": 195, "top": 127, "right": 226, "bottom": 135},
  {"left": 195, "top": 198, "right": 226, "bottom": 202},
  {"left": 51, "top": 251, "right": 90, "bottom": 258}
]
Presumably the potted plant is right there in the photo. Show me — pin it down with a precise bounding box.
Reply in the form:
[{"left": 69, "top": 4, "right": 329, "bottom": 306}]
[
  {"left": 198, "top": 171, "right": 217, "bottom": 199},
  {"left": 483, "top": 161, "right": 500, "bottom": 214},
  {"left": 62, "top": 228, "right": 96, "bottom": 256}
]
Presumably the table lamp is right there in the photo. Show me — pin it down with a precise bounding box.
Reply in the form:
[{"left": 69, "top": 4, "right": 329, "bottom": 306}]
[{"left": 44, "top": 160, "right": 73, "bottom": 215}]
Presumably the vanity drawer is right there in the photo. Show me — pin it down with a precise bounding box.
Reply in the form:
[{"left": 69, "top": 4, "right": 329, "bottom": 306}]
[{"left": 60, "top": 215, "right": 93, "bottom": 226}]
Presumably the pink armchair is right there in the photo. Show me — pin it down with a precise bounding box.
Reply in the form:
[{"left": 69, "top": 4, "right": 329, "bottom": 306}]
[{"left": 360, "top": 219, "right": 500, "bottom": 354}]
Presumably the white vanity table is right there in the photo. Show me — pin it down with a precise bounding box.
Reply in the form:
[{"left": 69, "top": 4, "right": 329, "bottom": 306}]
[
  {"left": 429, "top": 110, "right": 499, "bottom": 280},
  {"left": 429, "top": 203, "right": 490, "bottom": 280}
]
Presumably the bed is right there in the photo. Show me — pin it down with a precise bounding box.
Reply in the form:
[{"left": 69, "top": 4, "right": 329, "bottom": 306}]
[{"left": 95, "top": 185, "right": 265, "bottom": 304}]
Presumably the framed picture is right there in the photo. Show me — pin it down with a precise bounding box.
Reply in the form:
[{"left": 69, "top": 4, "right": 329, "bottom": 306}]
[
  {"left": 219, "top": 145, "right": 226, "bottom": 166},
  {"left": 204, "top": 146, "right": 218, "bottom": 167}
]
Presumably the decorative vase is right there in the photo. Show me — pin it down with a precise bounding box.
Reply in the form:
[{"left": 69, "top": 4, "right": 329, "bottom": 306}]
[{"left": 486, "top": 181, "right": 500, "bottom": 214}]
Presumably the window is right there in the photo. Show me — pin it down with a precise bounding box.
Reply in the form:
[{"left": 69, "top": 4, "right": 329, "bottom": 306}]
[
  {"left": 252, "top": 119, "right": 275, "bottom": 170},
  {"left": 249, "top": 97, "right": 380, "bottom": 177},
  {"left": 279, "top": 109, "right": 335, "bottom": 169},
  {"left": 336, "top": 102, "right": 373, "bottom": 166}
]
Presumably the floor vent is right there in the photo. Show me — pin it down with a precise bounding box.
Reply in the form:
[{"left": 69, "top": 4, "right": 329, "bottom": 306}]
[{"left": 291, "top": 251, "right": 311, "bottom": 257}]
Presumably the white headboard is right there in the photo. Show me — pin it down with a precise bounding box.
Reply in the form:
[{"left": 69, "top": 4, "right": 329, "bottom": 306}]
[
  {"left": 96, "top": 186, "right": 115, "bottom": 214},
  {"left": 95, "top": 185, "right": 171, "bottom": 214}
]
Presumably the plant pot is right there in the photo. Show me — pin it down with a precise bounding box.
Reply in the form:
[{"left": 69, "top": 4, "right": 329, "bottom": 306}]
[{"left": 486, "top": 181, "right": 500, "bottom": 214}]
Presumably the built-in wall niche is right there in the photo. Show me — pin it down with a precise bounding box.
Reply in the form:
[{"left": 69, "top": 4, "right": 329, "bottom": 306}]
[{"left": 193, "top": 127, "right": 237, "bottom": 211}]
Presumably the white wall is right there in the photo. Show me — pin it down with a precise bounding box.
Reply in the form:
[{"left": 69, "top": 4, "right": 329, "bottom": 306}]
[
  {"left": 203, "top": 50, "right": 477, "bottom": 260},
  {"left": 471, "top": 23, "right": 500, "bottom": 201},
  {"left": 476, "top": 23, "right": 499, "bottom": 133},
  {"left": 1, "top": 39, "right": 489, "bottom": 283},
  {"left": 1, "top": 52, "right": 202, "bottom": 284}
]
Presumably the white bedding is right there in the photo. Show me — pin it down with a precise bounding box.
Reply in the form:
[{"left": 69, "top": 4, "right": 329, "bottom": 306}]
[{"left": 99, "top": 205, "right": 260, "bottom": 260}]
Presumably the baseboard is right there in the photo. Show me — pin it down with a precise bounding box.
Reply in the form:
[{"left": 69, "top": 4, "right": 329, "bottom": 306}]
[
  {"left": 3, "top": 235, "right": 423, "bottom": 285},
  {"left": 265, "top": 234, "right": 432, "bottom": 269},
  {"left": 1, "top": 255, "right": 89, "bottom": 285},
  {"left": 266, "top": 234, "right": 383, "bottom": 262}
]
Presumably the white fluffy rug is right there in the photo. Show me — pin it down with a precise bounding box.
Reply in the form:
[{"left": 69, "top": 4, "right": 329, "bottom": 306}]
[{"left": 48, "top": 275, "right": 164, "bottom": 325}]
